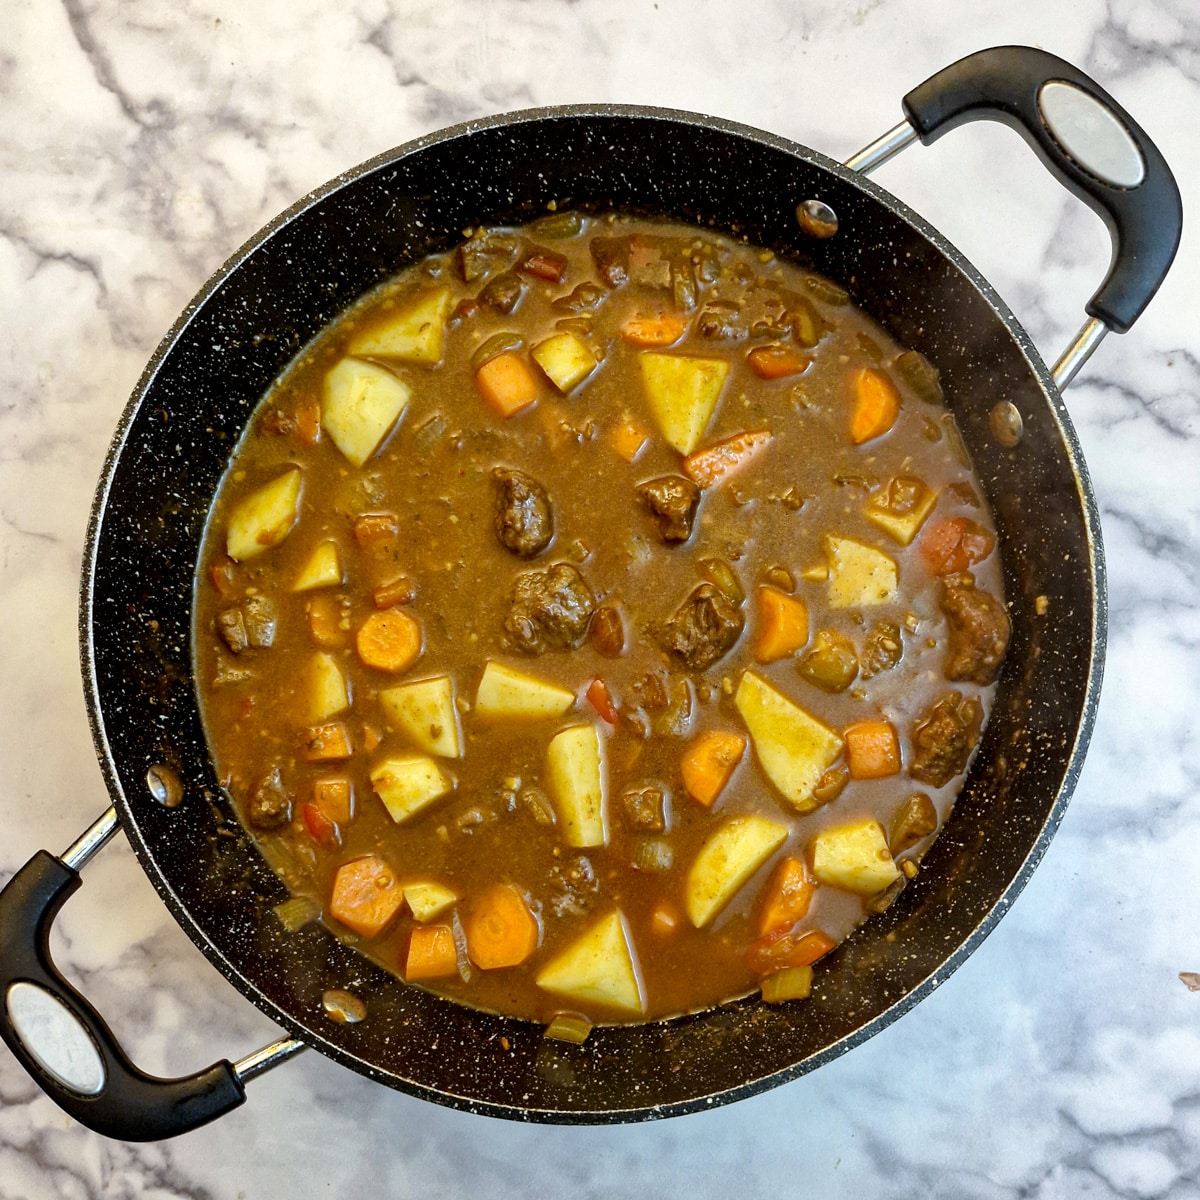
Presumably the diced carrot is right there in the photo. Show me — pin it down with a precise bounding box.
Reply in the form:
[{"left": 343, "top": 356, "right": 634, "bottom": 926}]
[
  {"left": 300, "top": 722, "right": 353, "bottom": 761},
  {"left": 294, "top": 398, "right": 322, "bottom": 446},
  {"left": 682, "top": 429, "right": 773, "bottom": 489},
  {"left": 680, "top": 730, "right": 747, "bottom": 807},
  {"left": 650, "top": 904, "right": 680, "bottom": 936},
  {"left": 373, "top": 575, "right": 417, "bottom": 609},
  {"left": 756, "top": 856, "right": 815, "bottom": 937},
  {"left": 849, "top": 366, "right": 901, "bottom": 444},
  {"left": 360, "top": 725, "right": 382, "bottom": 752},
  {"left": 355, "top": 608, "right": 422, "bottom": 673},
  {"left": 329, "top": 855, "right": 404, "bottom": 938},
  {"left": 918, "top": 516, "right": 996, "bottom": 575},
  {"left": 745, "top": 927, "right": 836, "bottom": 976},
  {"left": 755, "top": 587, "right": 809, "bottom": 663},
  {"left": 353, "top": 512, "right": 400, "bottom": 545},
  {"left": 306, "top": 594, "right": 345, "bottom": 648},
  {"left": 475, "top": 351, "right": 539, "bottom": 417},
  {"left": 620, "top": 314, "right": 687, "bottom": 347},
  {"left": 747, "top": 344, "right": 811, "bottom": 379},
  {"left": 301, "top": 801, "right": 339, "bottom": 847},
  {"left": 405, "top": 924, "right": 460, "bottom": 981},
  {"left": 464, "top": 883, "right": 540, "bottom": 970},
  {"left": 610, "top": 420, "right": 650, "bottom": 462},
  {"left": 209, "top": 559, "right": 236, "bottom": 598},
  {"left": 313, "top": 777, "right": 353, "bottom": 824},
  {"left": 843, "top": 719, "right": 901, "bottom": 779},
  {"left": 586, "top": 677, "right": 619, "bottom": 725}
]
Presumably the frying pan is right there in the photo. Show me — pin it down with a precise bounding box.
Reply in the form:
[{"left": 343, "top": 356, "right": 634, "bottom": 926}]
[{"left": 0, "top": 46, "right": 1182, "bottom": 1140}]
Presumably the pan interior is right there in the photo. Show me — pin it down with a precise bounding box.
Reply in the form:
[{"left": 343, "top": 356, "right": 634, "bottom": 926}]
[{"left": 81, "top": 107, "right": 1102, "bottom": 1121}]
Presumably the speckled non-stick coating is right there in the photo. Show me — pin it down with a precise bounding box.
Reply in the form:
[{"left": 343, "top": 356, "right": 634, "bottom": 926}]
[{"left": 80, "top": 107, "right": 1104, "bottom": 1122}]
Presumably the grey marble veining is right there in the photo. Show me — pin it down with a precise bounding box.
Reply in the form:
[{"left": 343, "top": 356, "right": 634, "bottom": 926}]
[{"left": 2, "top": 1, "right": 1199, "bottom": 1196}]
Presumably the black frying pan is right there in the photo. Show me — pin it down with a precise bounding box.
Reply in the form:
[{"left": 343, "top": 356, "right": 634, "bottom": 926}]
[{"left": 0, "top": 47, "right": 1181, "bottom": 1140}]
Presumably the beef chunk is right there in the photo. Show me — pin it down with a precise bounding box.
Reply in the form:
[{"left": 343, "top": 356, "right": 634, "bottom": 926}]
[
  {"left": 940, "top": 582, "right": 1010, "bottom": 684},
  {"left": 478, "top": 270, "right": 526, "bottom": 314},
  {"left": 621, "top": 785, "right": 667, "bottom": 832},
  {"left": 660, "top": 583, "right": 744, "bottom": 670},
  {"left": 551, "top": 283, "right": 606, "bottom": 314},
  {"left": 217, "top": 608, "right": 248, "bottom": 654},
  {"left": 505, "top": 563, "right": 595, "bottom": 654},
  {"left": 696, "top": 301, "right": 749, "bottom": 341},
  {"left": 861, "top": 620, "right": 903, "bottom": 679},
  {"left": 217, "top": 596, "right": 275, "bottom": 654},
  {"left": 548, "top": 854, "right": 598, "bottom": 917},
  {"left": 457, "top": 231, "right": 519, "bottom": 282},
  {"left": 493, "top": 467, "right": 554, "bottom": 558},
  {"left": 246, "top": 768, "right": 292, "bottom": 830},
  {"left": 590, "top": 236, "right": 630, "bottom": 287},
  {"left": 909, "top": 693, "right": 983, "bottom": 787},
  {"left": 635, "top": 475, "right": 700, "bottom": 543}
]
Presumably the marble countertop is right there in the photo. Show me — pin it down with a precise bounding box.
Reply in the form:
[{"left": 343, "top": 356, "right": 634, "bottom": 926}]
[{"left": 2, "top": 1, "right": 1197, "bottom": 1195}]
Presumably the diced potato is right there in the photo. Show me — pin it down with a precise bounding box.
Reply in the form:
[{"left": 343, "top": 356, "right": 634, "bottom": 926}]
[
  {"left": 532, "top": 331, "right": 598, "bottom": 393},
  {"left": 639, "top": 352, "right": 729, "bottom": 454},
  {"left": 474, "top": 660, "right": 576, "bottom": 721},
  {"left": 348, "top": 287, "right": 452, "bottom": 365},
  {"left": 402, "top": 880, "right": 457, "bottom": 922},
  {"left": 810, "top": 818, "right": 901, "bottom": 896},
  {"left": 380, "top": 675, "right": 462, "bottom": 758},
  {"left": 305, "top": 651, "right": 350, "bottom": 723},
  {"left": 825, "top": 535, "right": 898, "bottom": 608},
  {"left": 292, "top": 540, "right": 343, "bottom": 591},
  {"left": 685, "top": 814, "right": 789, "bottom": 928},
  {"left": 226, "top": 468, "right": 302, "bottom": 561},
  {"left": 322, "top": 358, "right": 412, "bottom": 467},
  {"left": 545, "top": 724, "right": 607, "bottom": 847},
  {"left": 535, "top": 910, "right": 645, "bottom": 1016},
  {"left": 370, "top": 754, "right": 454, "bottom": 823},
  {"left": 863, "top": 477, "right": 938, "bottom": 546},
  {"left": 734, "top": 671, "right": 843, "bottom": 813}
]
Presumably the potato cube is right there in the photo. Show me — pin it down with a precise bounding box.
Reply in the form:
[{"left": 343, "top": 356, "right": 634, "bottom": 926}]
[
  {"left": 402, "top": 880, "right": 457, "bottom": 922},
  {"left": 474, "top": 660, "right": 576, "bottom": 721},
  {"left": 225, "top": 468, "right": 302, "bottom": 561},
  {"left": 535, "top": 910, "right": 645, "bottom": 1016},
  {"left": 639, "top": 352, "right": 729, "bottom": 454},
  {"left": 545, "top": 724, "right": 607, "bottom": 847},
  {"left": 810, "top": 818, "right": 901, "bottom": 896},
  {"left": 532, "top": 332, "right": 598, "bottom": 393},
  {"left": 863, "top": 477, "right": 938, "bottom": 546},
  {"left": 380, "top": 675, "right": 462, "bottom": 758},
  {"left": 825, "top": 535, "right": 898, "bottom": 608},
  {"left": 685, "top": 814, "right": 789, "bottom": 927},
  {"left": 322, "top": 358, "right": 412, "bottom": 467},
  {"left": 734, "top": 671, "right": 843, "bottom": 812},
  {"left": 370, "top": 755, "right": 454, "bottom": 823},
  {"left": 305, "top": 651, "right": 350, "bottom": 723},
  {"left": 348, "top": 287, "right": 452, "bottom": 365},
  {"left": 292, "top": 541, "right": 343, "bottom": 591}
]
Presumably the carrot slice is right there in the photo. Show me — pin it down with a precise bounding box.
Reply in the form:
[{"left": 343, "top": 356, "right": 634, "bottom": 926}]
[
  {"left": 747, "top": 344, "right": 811, "bottom": 379},
  {"left": 586, "top": 677, "right": 619, "bottom": 725},
  {"left": 464, "top": 883, "right": 540, "bottom": 970},
  {"left": 353, "top": 512, "right": 400, "bottom": 545},
  {"left": 680, "top": 730, "right": 747, "bottom": 807},
  {"left": 301, "top": 801, "right": 339, "bottom": 847},
  {"left": 755, "top": 856, "right": 815, "bottom": 937},
  {"left": 849, "top": 366, "right": 900, "bottom": 444},
  {"left": 843, "top": 719, "right": 901, "bottom": 779},
  {"left": 755, "top": 587, "right": 809, "bottom": 662},
  {"left": 609, "top": 420, "right": 650, "bottom": 462},
  {"left": 355, "top": 608, "right": 422, "bottom": 673},
  {"left": 300, "top": 722, "right": 353, "bottom": 761},
  {"left": 746, "top": 928, "right": 835, "bottom": 976},
  {"left": 405, "top": 924, "right": 460, "bottom": 981},
  {"left": 313, "top": 777, "right": 353, "bottom": 824},
  {"left": 329, "top": 855, "right": 404, "bottom": 938},
  {"left": 621, "top": 315, "right": 687, "bottom": 347},
  {"left": 918, "top": 516, "right": 996, "bottom": 575},
  {"left": 682, "top": 429, "right": 773, "bottom": 489},
  {"left": 294, "top": 398, "right": 322, "bottom": 446},
  {"left": 306, "top": 594, "right": 345, "bottom": 648},
  {"left": 475, "top": 351, "right": 539, "bottom": 417}
]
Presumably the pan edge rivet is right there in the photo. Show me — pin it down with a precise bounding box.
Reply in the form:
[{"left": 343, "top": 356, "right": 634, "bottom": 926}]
[
  {"left": 796, "top": 199, "right": 838, "bottom": 239},
  {"left": 146, "top": 764, "right": 184, "bottom": 808},
  {"left": 989, "top": 401, "right": 1024, "bottom": 448}
]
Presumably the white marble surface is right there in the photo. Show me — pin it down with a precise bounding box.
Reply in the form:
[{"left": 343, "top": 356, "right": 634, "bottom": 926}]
[{"left": 2, "top": 0, "right": 1198, "bottom": 1194}]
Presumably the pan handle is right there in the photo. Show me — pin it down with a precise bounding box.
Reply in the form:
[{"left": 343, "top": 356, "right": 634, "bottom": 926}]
[
  {"left": 897, "top": 45, "right": 1182, "bottom": 339},
  {"left": 0, "top": 808, "right": 304, "bottom": 1141}
]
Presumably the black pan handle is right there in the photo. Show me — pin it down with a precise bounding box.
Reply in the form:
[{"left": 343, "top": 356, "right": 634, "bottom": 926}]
[
  {"left": 901, "top": 45, "right": 1182, "bottom": 334},
  {"left": 0, "top": 840, "right": 247, "bottom": 1140}
]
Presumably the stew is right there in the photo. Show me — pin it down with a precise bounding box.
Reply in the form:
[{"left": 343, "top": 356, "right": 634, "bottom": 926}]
[{"left": 194, "top": 212, "right": 1010, "bottom": 1031}]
